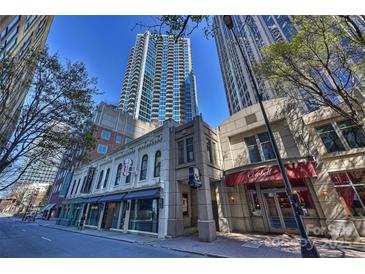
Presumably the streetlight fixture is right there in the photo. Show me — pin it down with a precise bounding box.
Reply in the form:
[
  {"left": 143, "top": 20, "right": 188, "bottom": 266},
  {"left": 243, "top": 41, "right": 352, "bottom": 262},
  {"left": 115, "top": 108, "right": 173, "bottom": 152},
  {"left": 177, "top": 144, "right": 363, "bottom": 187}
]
[{"left": 223, "top": 15, "right": 320, "bottom": 258}]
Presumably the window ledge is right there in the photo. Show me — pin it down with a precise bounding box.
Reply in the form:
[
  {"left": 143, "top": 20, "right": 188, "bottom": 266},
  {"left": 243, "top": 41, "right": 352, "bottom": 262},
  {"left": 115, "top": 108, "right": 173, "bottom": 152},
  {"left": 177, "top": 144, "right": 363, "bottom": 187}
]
[
  {"left": 176, "top": 161, "right": 196, "bottom": 169},
  {"left": 320, "top": 147, "right": 365, "bottom": 160}
]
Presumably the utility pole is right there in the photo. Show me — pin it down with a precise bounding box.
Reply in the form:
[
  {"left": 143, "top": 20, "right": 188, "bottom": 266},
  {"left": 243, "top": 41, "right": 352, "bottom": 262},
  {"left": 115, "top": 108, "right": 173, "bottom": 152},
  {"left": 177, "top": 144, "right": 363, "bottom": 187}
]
[{"left": 222, "top": 15, "right": 320, "bottom": 258}]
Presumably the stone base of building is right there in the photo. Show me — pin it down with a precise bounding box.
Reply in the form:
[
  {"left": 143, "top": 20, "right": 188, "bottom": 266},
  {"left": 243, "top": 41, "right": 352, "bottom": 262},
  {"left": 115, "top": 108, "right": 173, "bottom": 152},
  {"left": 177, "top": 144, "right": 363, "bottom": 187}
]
[{"left": 198, "top": 220, "right": 217, "bottom": 242}]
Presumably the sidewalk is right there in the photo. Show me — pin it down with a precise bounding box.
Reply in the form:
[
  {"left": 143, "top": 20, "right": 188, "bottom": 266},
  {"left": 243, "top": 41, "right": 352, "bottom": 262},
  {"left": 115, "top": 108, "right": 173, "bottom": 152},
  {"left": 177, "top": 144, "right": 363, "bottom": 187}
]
[{"left": 35, "top": 219, "right": 365, "bottom": 258}]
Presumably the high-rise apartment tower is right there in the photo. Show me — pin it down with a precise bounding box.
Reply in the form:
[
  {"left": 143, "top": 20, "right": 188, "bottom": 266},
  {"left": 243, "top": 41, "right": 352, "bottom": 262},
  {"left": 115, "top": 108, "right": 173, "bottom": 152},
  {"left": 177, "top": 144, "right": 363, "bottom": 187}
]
[
  {"left": 214, "top": 15, "right": 296, "bottom": 115},
  {"left": 119, "top": 32, "right": 198, "bottom": 124}
]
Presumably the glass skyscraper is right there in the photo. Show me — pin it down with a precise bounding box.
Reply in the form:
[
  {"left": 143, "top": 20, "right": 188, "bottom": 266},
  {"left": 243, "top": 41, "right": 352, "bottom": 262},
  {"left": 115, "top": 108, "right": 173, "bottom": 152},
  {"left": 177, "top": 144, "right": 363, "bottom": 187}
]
[
  {"left": 119, "top": 32, "right": 198, "bottom": 124},
  {"left": 214, "top": 16, "right": 296, "bottom": 115}
]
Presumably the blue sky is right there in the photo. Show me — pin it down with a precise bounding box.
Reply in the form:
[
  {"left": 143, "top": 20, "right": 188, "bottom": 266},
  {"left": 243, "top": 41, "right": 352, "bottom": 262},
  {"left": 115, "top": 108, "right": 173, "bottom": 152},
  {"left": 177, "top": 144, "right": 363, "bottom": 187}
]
[{"left": 46, "top": 16, "right": 228, "bottom": 127}]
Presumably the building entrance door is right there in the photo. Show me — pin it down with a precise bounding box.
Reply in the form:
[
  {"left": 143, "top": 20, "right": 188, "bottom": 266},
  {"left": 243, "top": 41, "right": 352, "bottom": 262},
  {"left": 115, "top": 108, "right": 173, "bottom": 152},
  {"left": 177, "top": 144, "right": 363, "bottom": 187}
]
[
  {"left": 101, "top": 202, "right": 116, "bottom": 229},
  {"left": 262, "top": 189, "right": 298, "bottom": 233}
]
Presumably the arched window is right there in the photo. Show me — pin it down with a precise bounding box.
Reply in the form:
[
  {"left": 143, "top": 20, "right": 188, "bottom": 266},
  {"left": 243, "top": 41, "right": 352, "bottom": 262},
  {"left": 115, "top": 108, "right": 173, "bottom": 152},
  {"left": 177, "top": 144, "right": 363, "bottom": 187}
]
[
  {"left": 125, "top": 173, "right": 131, "bottom": 184},
  {"left": 115, "top": 163, "right": 123, "bottom": 186},
  {"left": 70, "top": 180, "right": 76, "bottom": 195},
  {"left": 140, "top": 154, "right": 148, "bottom": 180},
  {"left": 154, "top": 151, "right": 161, "bottom": 177},
  {"left": 81, "top": 176, "right": 87, "bottom": 193},
  {"left": 103, "top": 168, "right": 110, "bottom": 188},
  {"left": 96, "top": 170, "right": 104, "bottom": 189}
]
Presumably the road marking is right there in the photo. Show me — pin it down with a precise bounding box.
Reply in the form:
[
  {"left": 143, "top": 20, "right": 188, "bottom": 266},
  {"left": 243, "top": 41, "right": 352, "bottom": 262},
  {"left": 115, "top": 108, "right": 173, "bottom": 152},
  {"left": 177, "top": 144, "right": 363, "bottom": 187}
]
[
  {"left": 41, "top": 236, "right": 52, "bottom": 242},
  {"left": 21, "top": 229, "right": 26, "bottom": 232}
]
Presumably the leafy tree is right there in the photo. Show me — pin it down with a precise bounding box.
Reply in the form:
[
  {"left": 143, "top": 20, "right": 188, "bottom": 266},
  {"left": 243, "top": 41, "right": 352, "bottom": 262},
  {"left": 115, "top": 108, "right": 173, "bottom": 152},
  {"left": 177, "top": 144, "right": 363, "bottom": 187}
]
[
  {"left": 143, "top": 16, "right": 365, "bottom": 124},
  {"left": 0, "top": 49, "right": 98, "bottom": 192},
  {"left": 134, "top": 15, "right": 213, "bottom": 41},
  {"left": 256, "top": 16, "right": 365, "bottom": 125}
]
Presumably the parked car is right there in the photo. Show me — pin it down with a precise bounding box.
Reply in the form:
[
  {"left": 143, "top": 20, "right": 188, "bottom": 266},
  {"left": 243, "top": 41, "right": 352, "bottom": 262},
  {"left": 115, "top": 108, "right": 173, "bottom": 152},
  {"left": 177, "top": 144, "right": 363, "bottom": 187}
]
[{"left": 24, "top": 211, "right": 38, "bottom": 222}]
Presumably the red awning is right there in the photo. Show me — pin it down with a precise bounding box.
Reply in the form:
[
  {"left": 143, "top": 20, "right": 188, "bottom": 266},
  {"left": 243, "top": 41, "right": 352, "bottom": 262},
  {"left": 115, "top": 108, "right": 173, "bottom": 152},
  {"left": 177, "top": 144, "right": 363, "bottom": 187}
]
[{"left": 225, "top": 161, "right": 317, "bottom": 187}]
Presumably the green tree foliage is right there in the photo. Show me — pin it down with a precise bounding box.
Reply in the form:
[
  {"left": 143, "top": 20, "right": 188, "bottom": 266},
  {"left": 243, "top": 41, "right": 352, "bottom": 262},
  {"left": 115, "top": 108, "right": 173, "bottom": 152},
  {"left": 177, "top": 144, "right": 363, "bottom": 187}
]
[
  {"left": 256, "top": 16, "right": 365, "bottom": 124},
  {"left": 135, "top": 15, "right": 213, "bottom": 41},
  {"left": 0, "top": 49, "right": 98, "bottom": 191}
]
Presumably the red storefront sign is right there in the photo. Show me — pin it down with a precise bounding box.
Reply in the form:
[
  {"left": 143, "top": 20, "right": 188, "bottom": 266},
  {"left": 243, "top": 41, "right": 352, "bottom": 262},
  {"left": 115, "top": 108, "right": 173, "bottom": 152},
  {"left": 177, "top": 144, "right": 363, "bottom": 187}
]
[{"left": 225, "top": 161, "right": 317, "bottom": 186}]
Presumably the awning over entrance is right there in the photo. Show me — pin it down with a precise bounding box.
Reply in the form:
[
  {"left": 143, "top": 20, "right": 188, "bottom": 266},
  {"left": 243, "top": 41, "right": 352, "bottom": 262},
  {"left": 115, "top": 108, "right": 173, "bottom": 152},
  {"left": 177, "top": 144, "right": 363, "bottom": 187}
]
[
  {"left": 63, "top": 197, "right": 86, "bottom": 205},
  {"left": 85, "top": 196, "right": 103, "bottom": 204},
  {"left": 123, "top": 188, "right": 160, "bottom": 200},
  {"left": 99, "top": 193, "right": 126, "bottom": 203},
  {"left": 225, "top": 161, "right": 317, "bottom": 187},
  {"left": 42, "top": 203, "right": 56, "bottom": 211}
]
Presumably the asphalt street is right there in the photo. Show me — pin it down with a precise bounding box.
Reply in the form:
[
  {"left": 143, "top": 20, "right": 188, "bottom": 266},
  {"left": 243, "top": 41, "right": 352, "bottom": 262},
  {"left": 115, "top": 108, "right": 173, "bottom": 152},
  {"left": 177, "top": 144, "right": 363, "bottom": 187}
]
[{"left": 0, "top": 217, "right": 204, "bottom": 258}]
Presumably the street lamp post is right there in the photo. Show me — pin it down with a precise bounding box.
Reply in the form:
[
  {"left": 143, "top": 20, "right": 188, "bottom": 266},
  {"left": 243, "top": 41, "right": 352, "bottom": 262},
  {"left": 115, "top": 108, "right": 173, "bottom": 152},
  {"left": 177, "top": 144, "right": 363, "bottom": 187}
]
[{"left": 223, "top": 15, "right": 320, "bottom": 258}]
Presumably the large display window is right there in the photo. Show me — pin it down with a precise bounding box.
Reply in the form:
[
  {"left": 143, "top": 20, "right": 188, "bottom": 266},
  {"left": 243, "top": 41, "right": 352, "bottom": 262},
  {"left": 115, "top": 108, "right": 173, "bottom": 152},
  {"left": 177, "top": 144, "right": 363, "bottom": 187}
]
[
  {"left": 331, "top": 170, "right": 365, "bottom": 217},
  {"left": 86, "top": 204, "right": 103, "bottom": 226},
  {"left": 111, "top": 201, "right": 128, "bottom": 230},
  {"left": 128, "top": 199, "right": 159, "bottom": 233}
]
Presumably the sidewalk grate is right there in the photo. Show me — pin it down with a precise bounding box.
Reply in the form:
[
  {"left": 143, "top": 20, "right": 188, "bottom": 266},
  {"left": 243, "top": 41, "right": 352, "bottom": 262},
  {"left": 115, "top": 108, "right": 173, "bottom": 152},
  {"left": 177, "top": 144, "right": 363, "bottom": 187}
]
[{"left": 241, "top": 242, "right": 262, "bottom": 248}]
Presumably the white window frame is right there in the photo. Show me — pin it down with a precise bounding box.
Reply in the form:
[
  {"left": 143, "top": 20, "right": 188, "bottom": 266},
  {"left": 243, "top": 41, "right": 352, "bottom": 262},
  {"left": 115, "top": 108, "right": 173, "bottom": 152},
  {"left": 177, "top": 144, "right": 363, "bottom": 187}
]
[
  {"left": 245, "top": 132, "right": 275, "bottom": 164},
  {"left": 97, "top": 144, "right": 108, "bottom": 154},
  {"left": 101, "top": 130, "right": 111, "bottom": 141},
  {"left": 115, "top": 134, "right": 122, "bottom": 144},
  {"left": 317, "top": 120, "right": 365, "bottom": 153}
]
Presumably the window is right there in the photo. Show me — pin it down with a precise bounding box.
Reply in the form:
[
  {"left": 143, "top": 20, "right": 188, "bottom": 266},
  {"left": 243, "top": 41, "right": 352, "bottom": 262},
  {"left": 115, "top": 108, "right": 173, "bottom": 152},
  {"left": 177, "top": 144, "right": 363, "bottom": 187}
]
[
  {"left": 207, "top": 139, "right": 217, "bottom": 165},
  {"left": 125, "top": 173, "right": 131, "bottom": 184},
  {"left": 70, "top": 180, "right": 76, "bottom": 195},
  {"left": 140, "top": 155, "right": 148, "bottom": 180},
  {"left": 86, "top": 204, "right": 102, "bottom": 227},
  {"left": 70, "top": 180, "right": 76, "bottom": 196},
  {"left": 125, "top": 138, "right": 132, "bottom": 144},
  {"left": 258, "top": 132, "right": 275, "bottom": 160},
  {"left": 316, "top": 124, "right": 346, "bottom": 152},
  {"left": 186, "top": 137, "right": 194, "bottom": 162},
  {"left": 178, "top": 140, "right": 185, "bottom": 164},
  {"left": 128, "top": 199, "right": 159, "bottom": 233},
  {"left": 246, "top": 188, "right": 262, "bottom": 216},
  {"left": 331, "top": 170, "right": 365, "bottom": 217},
  {"left": 96, "top": 170, "right": 104, "bottom": 189},
  {"left": 115, "top": 135, "right": 122, "bottom": 144},
  {"left": 337, "top": 120, "right": 365, "bottom": 149},
  {"left": 75, "top": 179, "right": 81, "bottom": 194},
  {"left": 316, "top": 120, "right": 365, "bottom": 153},
  {"left": 177, "top": 138, "right": 194, "bottom": 164},
  {"left": 20, "top": 35, "right": 32, "bottom": 57},
  {"left": 97, "top": 144, "right": 108, "bottom": 154},
  {"left": 244, "top": 132, "right": 276, "bottom": 163},
  {"left": 115, "top": 163, "right": 122, "bottom": 185},
  {"left": 103, "top": 168, "right": 110, "bottom": 188},
  {"left": 245, "top": 136, "right": 261, "bottom": 163},
  {"left": 101, "top": 130, "right": 111, "bottom": 140},
  {"left": 25, "top": 15, "right": 37, "bottom": 31},
  {"left": 154, "top": 151, "right": 161, "bottom": 177},
  {"left": 81, "top": 176, "right": 87, "bottom": 193},
  {"left": 0, "top": 16, "right": 20, "bottom": 40}
]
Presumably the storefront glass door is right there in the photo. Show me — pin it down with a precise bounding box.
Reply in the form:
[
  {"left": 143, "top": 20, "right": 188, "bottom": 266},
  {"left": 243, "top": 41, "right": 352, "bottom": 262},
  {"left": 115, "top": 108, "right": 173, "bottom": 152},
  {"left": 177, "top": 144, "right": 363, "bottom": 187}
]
[
  {"left": 263, "top": 192, "right": 282, "bottom": 230},
  {"left": 262, "top": 189, "right": 298, "bottom": 232},
  {"left": 276, "top": 192, "right": 297, "bottom": 229}
]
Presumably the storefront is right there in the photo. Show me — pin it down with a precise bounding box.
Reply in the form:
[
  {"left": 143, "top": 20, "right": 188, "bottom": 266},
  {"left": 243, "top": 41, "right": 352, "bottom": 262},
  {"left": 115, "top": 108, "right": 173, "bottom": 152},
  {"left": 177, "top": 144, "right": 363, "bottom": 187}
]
[
  {"left": 99, "top": 193, "right": 127, "bottom": 230},
  {"left": 225, "top": 160, "right": 321, "bottom": 234},
  {"left": 77, "top": 188, "right": 161, "bottom": 235},
  {"left": 329, "top": 169, "right": 365, "bottom": 236},
  {"left": 58, "top": 198, "right": 85, "bottom": 226},
  {"left": 125, "top": 188, "right": 160, "bottom": 234},
  {"left": 85, "top": 203, "right": 103, "bottom": 227}
]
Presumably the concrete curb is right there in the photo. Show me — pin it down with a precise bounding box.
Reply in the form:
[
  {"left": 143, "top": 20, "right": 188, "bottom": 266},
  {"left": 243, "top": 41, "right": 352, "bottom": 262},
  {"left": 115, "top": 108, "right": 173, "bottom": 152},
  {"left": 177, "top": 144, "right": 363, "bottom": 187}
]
[{"left": 37, "top": 223, "right": 226, "bottom": 258}]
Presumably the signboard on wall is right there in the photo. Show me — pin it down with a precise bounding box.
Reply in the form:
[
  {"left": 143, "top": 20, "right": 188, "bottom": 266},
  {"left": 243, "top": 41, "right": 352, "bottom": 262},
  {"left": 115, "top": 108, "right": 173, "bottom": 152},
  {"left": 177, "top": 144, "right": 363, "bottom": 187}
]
[
  {"left": 188, "top": 167, "right": 202, "bottom": 189},
  {"left": 122, "top": 159, "right": 133, "bottom": 176}
]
